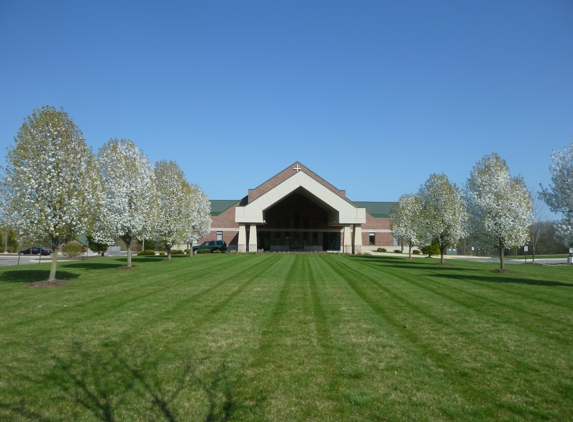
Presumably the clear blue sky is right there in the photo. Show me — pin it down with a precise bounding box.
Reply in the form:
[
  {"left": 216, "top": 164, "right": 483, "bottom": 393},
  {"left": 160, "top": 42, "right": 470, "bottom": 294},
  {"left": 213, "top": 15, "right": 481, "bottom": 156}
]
[{"left": 1, "top": 1, "right": 572, "bottom": 209}]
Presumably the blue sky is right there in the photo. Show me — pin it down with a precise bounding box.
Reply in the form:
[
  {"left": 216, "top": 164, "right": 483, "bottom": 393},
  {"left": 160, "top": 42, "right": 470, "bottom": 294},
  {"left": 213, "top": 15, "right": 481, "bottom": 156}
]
[{"left": 1, "top": 1, "right": 572, "bottom": 210}]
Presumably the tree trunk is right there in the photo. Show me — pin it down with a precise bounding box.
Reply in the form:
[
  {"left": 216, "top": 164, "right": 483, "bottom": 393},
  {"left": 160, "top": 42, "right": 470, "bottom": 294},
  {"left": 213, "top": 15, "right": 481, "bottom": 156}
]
[
  {"left": 48, "top": 247, "right": 58, "bottom": 281},
  {"left": 440, "top": 244, "right": 446, "bottom": 264},
  {"left": 408, "top": 242, "right": 412, "bottom": 259},
  {"left": 166, "top": 244, "right": 172, "bottom": 261},
  {"left": 532, "top": 244, "right": 536, "bottom": 263},
  {"left": 122, "top": 235, "right": 133, "bottom": 268},
  {"left": 499, "top": 239, "right": 505, "bottom": 270}
]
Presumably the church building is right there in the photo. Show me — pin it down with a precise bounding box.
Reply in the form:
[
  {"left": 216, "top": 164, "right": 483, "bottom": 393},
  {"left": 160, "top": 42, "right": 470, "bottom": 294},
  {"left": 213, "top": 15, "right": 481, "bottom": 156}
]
[{"left": 198, "top": 163, "right": 396, "bottom": 254}]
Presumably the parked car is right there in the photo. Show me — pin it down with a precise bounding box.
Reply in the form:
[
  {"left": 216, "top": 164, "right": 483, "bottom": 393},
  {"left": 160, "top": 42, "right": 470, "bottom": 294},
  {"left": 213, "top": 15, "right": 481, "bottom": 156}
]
[
  {"left": 192, "top": 240, "right": 227, "bottom": 253},
  {"left": 19, "top": 247, "right": 51, "bottom": 256}
]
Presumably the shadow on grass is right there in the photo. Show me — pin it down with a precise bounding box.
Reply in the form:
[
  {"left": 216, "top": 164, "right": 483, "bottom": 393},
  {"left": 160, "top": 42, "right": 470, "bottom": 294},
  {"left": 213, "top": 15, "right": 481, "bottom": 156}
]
[
  {"left": 65, "top": 262, "right": 126, "bottom": 270},
  {"left": 1, "top": 342, "right": 245, "bottom": 421},
  {"left": 350, "top": 254, "right": 468, "bottom": 272},
  {"left": 435, "top": 272, "right": 573, "bottom": 287},
  {"left": 0, "top": 269, "right": 80, "bottom": 284}
]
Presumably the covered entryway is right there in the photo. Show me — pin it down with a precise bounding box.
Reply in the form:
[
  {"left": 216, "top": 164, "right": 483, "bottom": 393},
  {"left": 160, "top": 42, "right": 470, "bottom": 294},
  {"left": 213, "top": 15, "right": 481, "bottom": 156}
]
[{"left": 235, "top": 170, "right": 366, "bottom": 254}]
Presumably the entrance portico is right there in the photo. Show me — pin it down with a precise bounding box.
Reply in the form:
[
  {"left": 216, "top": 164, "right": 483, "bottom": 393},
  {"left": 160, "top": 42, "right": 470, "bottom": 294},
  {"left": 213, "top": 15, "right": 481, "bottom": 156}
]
[{"left": 236, "top": 170, "right": 366, "bottom": 253}]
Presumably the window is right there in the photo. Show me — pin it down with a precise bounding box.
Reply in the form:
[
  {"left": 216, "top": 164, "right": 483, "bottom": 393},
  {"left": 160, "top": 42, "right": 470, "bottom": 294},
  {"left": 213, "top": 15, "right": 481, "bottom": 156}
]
[
  {"left": 393, "top": 237, "right": 399, "bottom": 246},
  {"left": 284, "top": 232, "right": 290, "bottom": 246},
  {"left": 275, "top": 232, "right": 281, "bottom": 245},
  {"left": 294, "top": 232, "right": 300, "bottom": 245},
  {"left": 369, "top": 232, "right": 375, "bottom": 245},
  {"left": 303, "top": 232, "right": 309, "bottom": 245},
  {"left": 284, "top": 217, "right": 290, "bottom": 229},
  {"left": 294, "top": 213, "right": 300, "bottom": 229},
  {"left": 303, "top": 217, "right": 309, "bottom": 229},
  {"left": 313, "top": 232, "right": 319, "bottom": 246},
  {"left": 217, "top": 231, "right": 223, "bottom": 241}
]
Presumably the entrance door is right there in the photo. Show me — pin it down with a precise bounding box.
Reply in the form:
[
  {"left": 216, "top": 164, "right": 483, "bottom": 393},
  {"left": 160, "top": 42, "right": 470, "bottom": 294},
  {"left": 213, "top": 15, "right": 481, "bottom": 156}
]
[
  {"left": 323, "top": 232, "right": 340, "bottom": 251},
  {"left": 258, "top": 231, "right": 271, "bottom": 251}
]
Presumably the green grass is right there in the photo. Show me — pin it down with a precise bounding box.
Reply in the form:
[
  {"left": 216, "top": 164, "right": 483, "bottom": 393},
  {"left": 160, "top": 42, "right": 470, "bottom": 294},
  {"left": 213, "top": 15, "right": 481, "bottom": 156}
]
[{"left": 1, "top": 254, "right": 572, "bottom": 421}]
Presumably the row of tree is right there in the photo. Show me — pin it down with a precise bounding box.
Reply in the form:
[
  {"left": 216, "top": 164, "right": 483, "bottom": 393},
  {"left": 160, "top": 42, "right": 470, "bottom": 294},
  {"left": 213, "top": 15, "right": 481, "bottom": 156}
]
[
  {"left": 389, "top": 150, "right": 573, "bottom": 269},
  {"left": 1, "top": 106, "right": 212, "bottom": 281}
]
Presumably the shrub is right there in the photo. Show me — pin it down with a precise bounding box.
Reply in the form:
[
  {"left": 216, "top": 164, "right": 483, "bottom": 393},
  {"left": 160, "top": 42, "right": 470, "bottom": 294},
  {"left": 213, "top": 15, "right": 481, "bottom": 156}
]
[
  {"left": 376, "top": 248, "right": 387, "bottom": 252},
  {"left": 197, "top": 249, "right": 210, "bottom": 254},
  {"left": 62, "top": 242, "right": 84, "bottom": 258},
  {"left": 394, "top": 249, "right": 402, "bottom": 253},
  {"left": 184, "top": 249, "right": 191, "bottom": 254},
  {"left": 159, "top": 251, "right": 166, "bottom": 256},
  {"left": 137, "top": 250, "right": 156, "bottom": 256},
  {"left": 421, "top": 244, "right": 440, "bottom": 257},
  {"left": 412, "top": 249, "right": 421, "bottom": 255},
  {"left": 212, "top": 250, "right": 222, "bottom": 254},
  {"left": 171, "top": 249, "right": 184, "bottom": 255}
]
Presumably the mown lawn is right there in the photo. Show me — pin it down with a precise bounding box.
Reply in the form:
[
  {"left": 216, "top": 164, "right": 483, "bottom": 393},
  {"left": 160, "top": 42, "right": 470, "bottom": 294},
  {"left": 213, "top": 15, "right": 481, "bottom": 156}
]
[{"left": 0, "top": 253, "right": 572, "bottom": 421}]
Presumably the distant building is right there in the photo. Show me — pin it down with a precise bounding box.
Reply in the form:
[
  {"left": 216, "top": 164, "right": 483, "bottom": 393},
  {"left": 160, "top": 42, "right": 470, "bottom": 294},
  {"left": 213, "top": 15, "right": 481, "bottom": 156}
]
[{"left": 198, "top": 162, "right": 396, "bottom": 253}]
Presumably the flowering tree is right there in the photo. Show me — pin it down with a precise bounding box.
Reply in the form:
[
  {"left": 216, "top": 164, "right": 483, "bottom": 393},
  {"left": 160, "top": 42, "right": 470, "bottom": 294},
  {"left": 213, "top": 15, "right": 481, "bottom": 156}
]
[
  {"left": 465, "top": 153, "right": 533, "bottom": 270},
  {"left": 390, "top": 194, "right": 421, "bottom": 258},
  {"left": 96, "top": 139, "right": 157, "bottom": 268},
  {"left": 184, "top": 184, "right": 211, "bottom": 256},
  {"left": 154, "top": 160, "right": 191, "bottom": 261},
  {"left": 1, "top": 106, "right": 100, "bottom": 281},
  {"left": 539, "top": 143, "right": 573, "bottom": 247},
  {"left": 416, "top": 173, "right": 468, "bottom": 264}
]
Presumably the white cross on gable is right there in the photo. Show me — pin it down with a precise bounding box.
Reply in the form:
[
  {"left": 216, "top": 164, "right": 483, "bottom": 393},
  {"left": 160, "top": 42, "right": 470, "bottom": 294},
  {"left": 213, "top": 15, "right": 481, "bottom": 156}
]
[{"left": 293, "top": 165, "right": 302, "bottom": 173}]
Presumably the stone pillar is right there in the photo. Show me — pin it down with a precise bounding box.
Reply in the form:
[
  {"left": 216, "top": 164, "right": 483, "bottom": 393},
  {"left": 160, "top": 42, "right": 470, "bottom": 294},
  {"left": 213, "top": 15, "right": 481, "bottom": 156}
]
[
  {"left": 343, "top": 224, "right": 352, "bottom": 254},
  {"left": 353, "top": 224, "right": 362, "bottom": 254},
  {"left": 249, "top": 224, "right": 258, "bottom": 252},
  {"left": 238, "top": 224, "right": 247, "bottom": 253}
]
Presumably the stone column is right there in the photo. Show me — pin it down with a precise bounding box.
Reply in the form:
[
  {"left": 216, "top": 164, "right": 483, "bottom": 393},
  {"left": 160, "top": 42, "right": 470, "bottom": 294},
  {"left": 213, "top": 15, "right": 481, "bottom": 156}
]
[
  {"left": 249, "top": 224, "right": 258, "bottom": 253},
  {"left": 238, "top": 224, "right": 247, "bottom": 253},
  {"left": 353, "top": 224, "right": 362, "bottom": 254},
  {"left": 343, "top": 224, "right": 352, "bottom": 254}
]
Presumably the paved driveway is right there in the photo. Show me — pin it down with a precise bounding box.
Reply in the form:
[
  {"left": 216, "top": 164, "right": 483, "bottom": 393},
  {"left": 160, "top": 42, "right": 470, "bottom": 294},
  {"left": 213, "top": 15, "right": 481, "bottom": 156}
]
[
  {"left": 0, "top": 254, "right": 50, "bottom": 266},
  {"left": 0, "top": 250, "right": 128, "bottom": 267}
]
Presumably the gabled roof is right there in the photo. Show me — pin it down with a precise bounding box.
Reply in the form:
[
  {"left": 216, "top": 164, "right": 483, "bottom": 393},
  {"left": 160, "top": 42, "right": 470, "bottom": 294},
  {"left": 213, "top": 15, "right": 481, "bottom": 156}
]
[
  {"left": 236, "top": 170, "right": 366, "bottom": 224},
  {"left": 247, "top": 162, "right": 347, "bottom": 203},
  {"left": 353, "top": 202, "right": 396, "bottom": 218},
  {"left": 210, "top": 200, "right": 240, "bottom": 216}
]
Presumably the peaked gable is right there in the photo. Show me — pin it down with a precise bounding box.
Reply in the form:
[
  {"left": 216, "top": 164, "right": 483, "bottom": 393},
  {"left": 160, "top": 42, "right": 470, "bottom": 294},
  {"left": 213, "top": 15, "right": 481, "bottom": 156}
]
[
  {"left": 236, "top": 170, "right": 365, "bottom": 224},
  {"left": 248, "top": 162, "right": 346, "bottom": 203}
]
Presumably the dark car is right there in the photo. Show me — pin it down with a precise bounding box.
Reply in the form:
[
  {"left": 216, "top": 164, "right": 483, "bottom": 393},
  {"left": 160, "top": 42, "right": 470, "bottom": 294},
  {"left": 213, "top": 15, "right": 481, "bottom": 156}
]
[
  {"left": 192, "top": 240, "right": 227, "bottom": 253},
  {"left": 19, "top": 247, "right": 51, "bottom": 256}
]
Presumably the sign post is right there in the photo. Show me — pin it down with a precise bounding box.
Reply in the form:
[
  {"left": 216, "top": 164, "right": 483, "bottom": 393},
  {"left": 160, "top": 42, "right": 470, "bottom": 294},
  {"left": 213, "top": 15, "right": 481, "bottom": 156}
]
[{"left": 524, "top": 246, "right": 528, "bottom": 263}]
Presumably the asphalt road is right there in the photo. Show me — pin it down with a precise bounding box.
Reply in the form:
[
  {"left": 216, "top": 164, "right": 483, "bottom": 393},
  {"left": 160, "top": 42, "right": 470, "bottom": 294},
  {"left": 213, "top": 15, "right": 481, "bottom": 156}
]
[
  {"left": 0, "top": 250, "right": 126, "bottom": 267},
  {"left": 0, "top": 254, "right": 54, "bottom": 266}
]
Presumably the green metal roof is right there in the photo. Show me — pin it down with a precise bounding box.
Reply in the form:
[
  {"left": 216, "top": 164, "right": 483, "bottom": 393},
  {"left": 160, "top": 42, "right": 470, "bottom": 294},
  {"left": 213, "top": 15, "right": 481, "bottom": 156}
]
[
  {"left": 210, "top": 200, "right": 240, "bottom": 216},
  {"left": 352, "top": 201, "right": 396, "bottom": 218}
]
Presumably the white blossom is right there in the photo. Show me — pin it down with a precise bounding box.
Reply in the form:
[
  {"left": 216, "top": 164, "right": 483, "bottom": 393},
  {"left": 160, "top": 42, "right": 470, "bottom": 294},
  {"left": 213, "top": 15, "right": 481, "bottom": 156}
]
[
  {"left": 416, "top": 173, "right": 468, "bottom": 263},
  {"left": 465, "top": 153, "right": 533, "bottom": 269},
  {"left": 1, "top": 106, "right": 100, "bottom": 281},
  {"left": 154, "top": 160, "right": 191, "bottom": 260},
  {"left": 184, "top": 184, "right": 211, "bottom": 255},
  {"left": 95, "top": 139, "right": 157, "bottom": 267},
  {"left": 390, "top": 194, "right": 421, "bottom": 258},
  {"left": 539, "top": 143, "right": 573, "bottom": 247}
]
